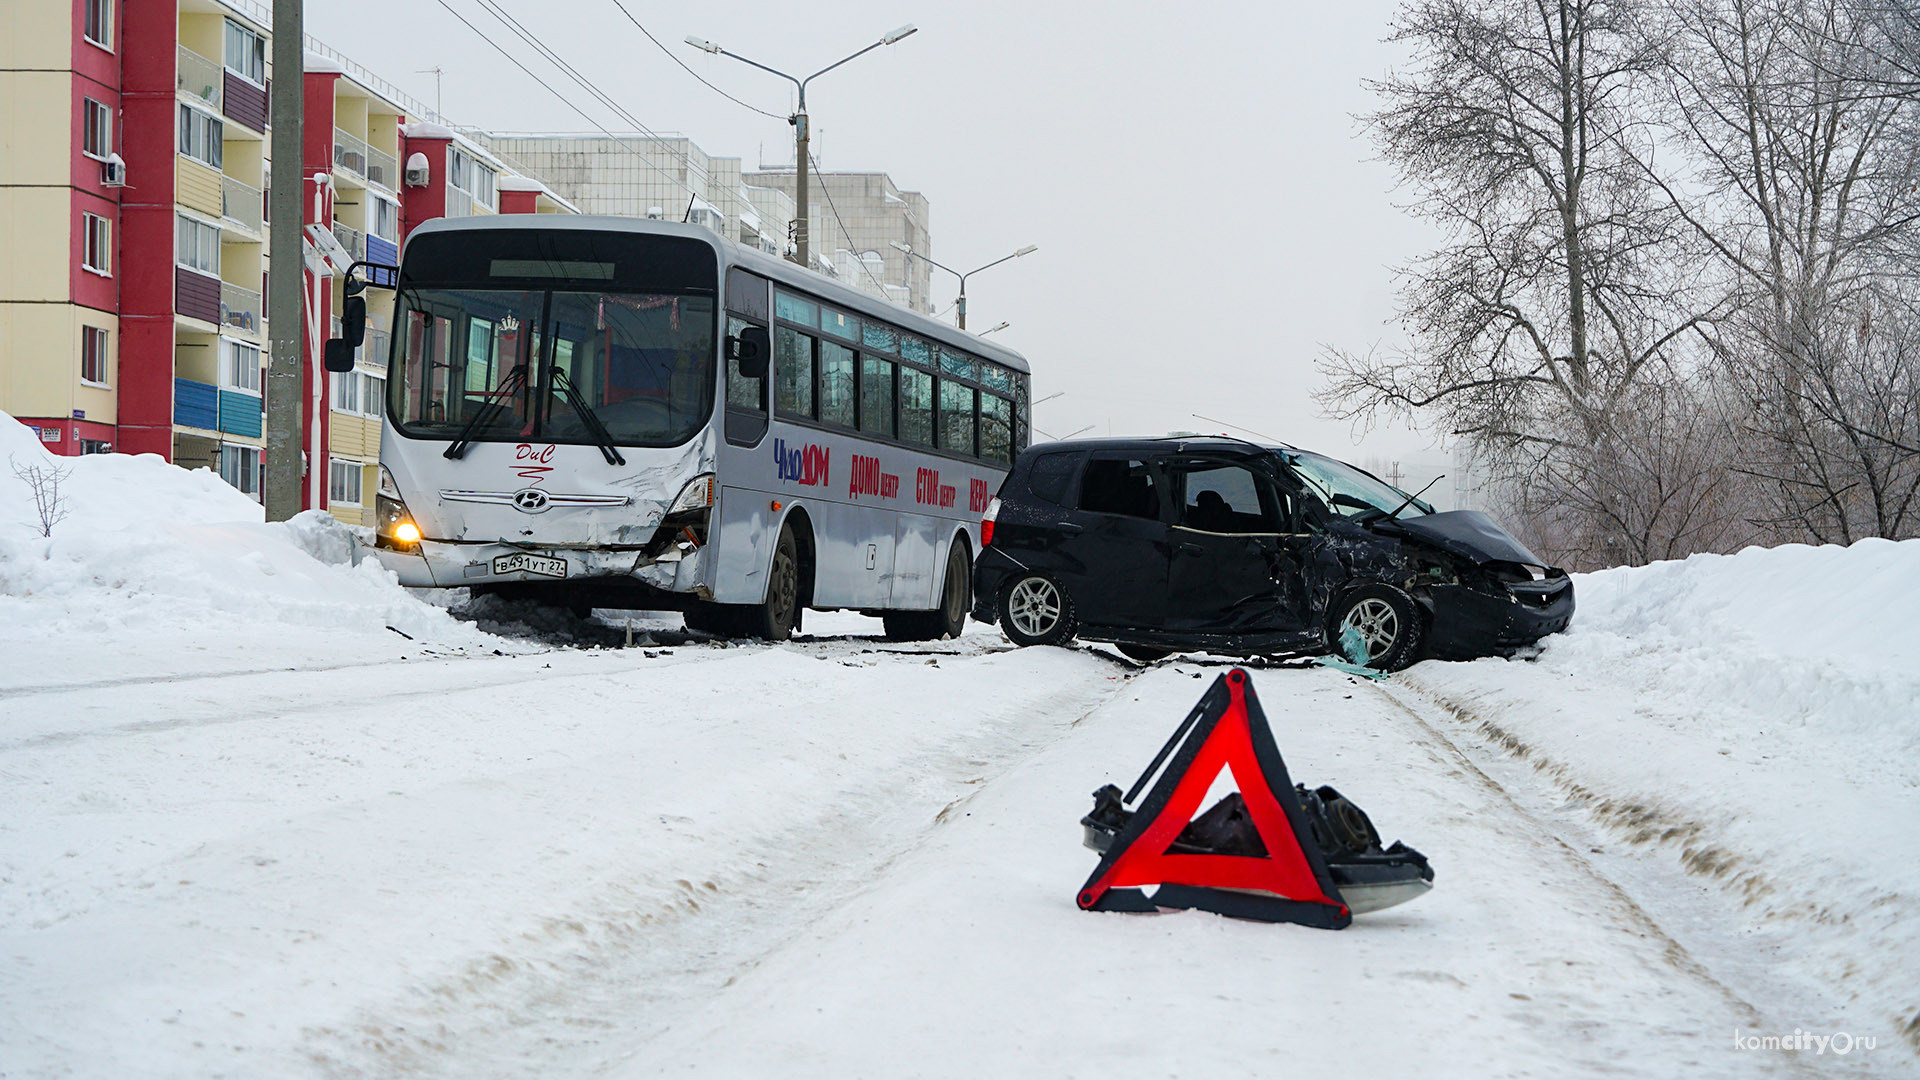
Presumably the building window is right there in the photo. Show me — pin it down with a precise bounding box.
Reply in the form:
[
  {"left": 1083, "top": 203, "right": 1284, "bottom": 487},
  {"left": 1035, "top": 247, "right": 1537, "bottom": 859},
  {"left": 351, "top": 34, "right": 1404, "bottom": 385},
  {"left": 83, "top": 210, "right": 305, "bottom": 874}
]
[
  {"left": 81, "top": 325, "right": 111, "bottom": 385},
  {"left": 178, "top": 104, "right": 223, "bottom": 169},
  {"left": 330, "top": 369, "right": 360, "bottom": 413},
  {"left": 219, "top": 444, "right": 261, "bottom": 500},
  {"left": 177, "top": 214, "right": 220, "bottom": 274},
  {"left": 329, "top": 459, "right": 363, "bottom": 505},
  {"left": 82, "top": 213, "right": 112, "bottom": 275},
  {"left": 369, "top": 196, "right": 399, "bottom": 242},
  {"left": 80, "top": 439, "right": 113, "bottom": 455},
  {"left": 83, "top": 99, "right": 113, "bottom": 159},
  {"left": 224, "top": 19, "right": 266, "bottom": 85},
  {"left": 224, "top": 339, "right": 261, "bottom": 392},
  {"left": 84, "top": 0, "right": 112, "bottom": 49},
  {"left": 448, "top": 148, "right": 498, "bottom": 211}
]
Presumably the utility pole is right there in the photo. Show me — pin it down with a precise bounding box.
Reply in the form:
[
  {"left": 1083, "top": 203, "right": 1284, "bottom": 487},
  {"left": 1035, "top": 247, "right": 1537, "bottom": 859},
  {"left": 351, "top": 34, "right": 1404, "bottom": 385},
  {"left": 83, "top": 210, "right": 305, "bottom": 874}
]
[
  {"left": 265, "top": 0, "right": 304, "bottom": 521},
  {"left": 686, "top": 25, "right": 918, "bottom": 271},
  {"left": 792, "top": 109, "right": 810, "bottom": 268}
]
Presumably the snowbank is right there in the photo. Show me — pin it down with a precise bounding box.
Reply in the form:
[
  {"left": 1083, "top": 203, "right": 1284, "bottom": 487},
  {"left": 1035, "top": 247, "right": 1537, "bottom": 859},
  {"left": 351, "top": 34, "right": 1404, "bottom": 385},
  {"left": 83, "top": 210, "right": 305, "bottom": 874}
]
[
  {"left": 1404, "top": 538, "right": 1920, "bottom": 1053},
  {"left": 1, "top": 414, "right": 514, "bottom": 688}
]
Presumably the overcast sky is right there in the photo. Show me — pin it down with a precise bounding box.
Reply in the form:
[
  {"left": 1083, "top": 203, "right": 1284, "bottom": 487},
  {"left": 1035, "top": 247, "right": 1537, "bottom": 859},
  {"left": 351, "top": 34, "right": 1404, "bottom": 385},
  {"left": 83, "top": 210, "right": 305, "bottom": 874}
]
[{"left": 309, "top": 0, "right": 1443, "bottom": 460}]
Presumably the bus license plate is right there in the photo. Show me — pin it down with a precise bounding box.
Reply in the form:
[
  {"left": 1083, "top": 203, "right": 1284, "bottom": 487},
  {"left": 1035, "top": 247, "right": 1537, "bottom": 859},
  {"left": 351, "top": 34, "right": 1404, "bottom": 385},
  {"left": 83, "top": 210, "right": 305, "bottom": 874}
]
[{"left": 493, "top": 552, "right": 568, "bottom": 578}]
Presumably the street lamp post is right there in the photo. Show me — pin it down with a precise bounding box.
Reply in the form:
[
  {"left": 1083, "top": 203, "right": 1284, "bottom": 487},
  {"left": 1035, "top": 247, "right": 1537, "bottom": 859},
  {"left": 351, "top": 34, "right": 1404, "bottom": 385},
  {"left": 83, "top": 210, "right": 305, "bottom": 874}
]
[
  {"left": 890, "top": 241, "right": 1038, "bottom": 330},
  {"left": 687, "top": 25, "right": 918, "bottom": 270}
]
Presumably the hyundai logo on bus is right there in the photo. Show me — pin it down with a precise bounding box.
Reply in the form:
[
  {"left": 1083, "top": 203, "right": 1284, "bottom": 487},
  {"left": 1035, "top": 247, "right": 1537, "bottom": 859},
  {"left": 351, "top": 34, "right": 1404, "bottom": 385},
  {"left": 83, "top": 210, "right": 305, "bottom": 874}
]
[
  {"left": 849, "top": 453, "right": 901, "bottom": 501},
  {"left": 773, "top": 438, "right": 830, "bottom": 487},
  {"left": 511, "top": 489, "right": 551, "bottom": 513}
]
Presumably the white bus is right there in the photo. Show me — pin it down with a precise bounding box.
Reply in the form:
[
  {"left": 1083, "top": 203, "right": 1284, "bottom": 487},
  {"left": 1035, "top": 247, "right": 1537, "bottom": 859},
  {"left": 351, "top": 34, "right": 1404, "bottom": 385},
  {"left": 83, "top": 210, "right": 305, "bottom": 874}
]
[{"left": 344, "top": 216, "right": 1031, "bottom": 641}]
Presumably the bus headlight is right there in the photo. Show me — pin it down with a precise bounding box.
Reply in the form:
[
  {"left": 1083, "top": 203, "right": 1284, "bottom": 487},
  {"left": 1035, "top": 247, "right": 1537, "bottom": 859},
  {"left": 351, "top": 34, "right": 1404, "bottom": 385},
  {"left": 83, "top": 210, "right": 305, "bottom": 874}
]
[
  {"left": 651, "top": 473, "right": 715, "bottom": 556},
  {"left": 667, "top": 474, "right": 716, "bottom": 516},
  {"left": 375, "top": 465, "right": 421, "bottom": 551}
]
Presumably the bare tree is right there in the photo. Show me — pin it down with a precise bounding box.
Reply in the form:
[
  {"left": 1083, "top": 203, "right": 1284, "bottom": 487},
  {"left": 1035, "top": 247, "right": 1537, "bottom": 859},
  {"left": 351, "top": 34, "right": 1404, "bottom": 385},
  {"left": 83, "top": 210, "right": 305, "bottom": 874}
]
[
  {"left": 1320, "top": 0, "right": 1737, "bottom": 567},
  {"left": 1654, "top": 0, "right": 1920, "bottom": 541},
  {"left": 10, "top": 454, "right": 74, "bottom": 538}
]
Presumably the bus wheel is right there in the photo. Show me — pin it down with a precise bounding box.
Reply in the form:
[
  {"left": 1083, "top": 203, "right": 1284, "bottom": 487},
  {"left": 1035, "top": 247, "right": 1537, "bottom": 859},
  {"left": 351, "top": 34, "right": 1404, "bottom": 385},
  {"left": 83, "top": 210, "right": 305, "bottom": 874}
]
[
  {"left": 744, "top": 525, "right": 800, "bottom": 642},
  {"left": 884, "top": 541, "right": 970, "bottom": 642}
]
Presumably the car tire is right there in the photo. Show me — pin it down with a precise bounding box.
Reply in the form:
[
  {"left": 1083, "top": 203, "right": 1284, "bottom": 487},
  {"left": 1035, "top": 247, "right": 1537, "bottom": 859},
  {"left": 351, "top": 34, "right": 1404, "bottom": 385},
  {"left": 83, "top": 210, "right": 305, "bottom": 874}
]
[
  {"left": 884, "top": 540, "right": 971, "bottom": 642},
  {"left": 998, "top": 573, "right": 1077, "bottom": 648},
  {"left": 1329, "top": 584, "right": 1424, "bottom": 671},
  {"left": 1117, "top": 644, "right": 1173, "bottom": 663},
  {"left": 742, "top": 525, "right": 800, "bottom": 642}
]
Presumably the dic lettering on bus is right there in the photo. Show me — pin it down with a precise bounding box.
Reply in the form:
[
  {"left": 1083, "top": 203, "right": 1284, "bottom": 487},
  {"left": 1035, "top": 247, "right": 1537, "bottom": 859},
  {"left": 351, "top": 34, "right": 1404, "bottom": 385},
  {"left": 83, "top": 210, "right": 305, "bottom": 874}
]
[
  {"left": 848, "top": 453, "right": 901, "bottom": 501},
  {"left": 773, "top": 438, "right": 830, "bottom": 487},
  {"left": 513, "top": 443, "right": 556, "bottom": 484},
  {"left": 915, "top": 467, "right": 958, "bottom": 509}
]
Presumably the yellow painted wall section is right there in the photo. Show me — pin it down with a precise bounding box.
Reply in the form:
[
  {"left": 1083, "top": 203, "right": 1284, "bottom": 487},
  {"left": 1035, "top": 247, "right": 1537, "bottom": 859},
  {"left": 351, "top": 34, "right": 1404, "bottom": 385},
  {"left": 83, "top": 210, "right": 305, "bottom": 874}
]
[
  {"left": 328, "top": 413, "right": 381, "bottom": 459},
  {"left": 0, "top": 189, "right": 70, "bottom": 302},
  {"left": 0, "top": 72, "right": 73, "bottom": 190},
  {"left": 177, "top": 158, "right": 224, "bottom": 219},
  {"left": 0, "top": 5, "right": 70, "bottom": 73},
  {"left": 0, "top": 305, "right": 116, "bottom": 424}
]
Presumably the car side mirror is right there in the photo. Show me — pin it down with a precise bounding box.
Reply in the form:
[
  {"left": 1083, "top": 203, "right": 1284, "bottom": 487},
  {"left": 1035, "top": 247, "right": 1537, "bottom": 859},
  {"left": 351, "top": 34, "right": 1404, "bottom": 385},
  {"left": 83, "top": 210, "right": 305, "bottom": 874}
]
[
  {"left": 340, "top": 295, "right": 368, "bottom": 347},
  {"left": 729, "top": 325, "right": 770, "bottom": 380},
  {"left": 324, "top": 338, "right": 357, "bottom": 373}
]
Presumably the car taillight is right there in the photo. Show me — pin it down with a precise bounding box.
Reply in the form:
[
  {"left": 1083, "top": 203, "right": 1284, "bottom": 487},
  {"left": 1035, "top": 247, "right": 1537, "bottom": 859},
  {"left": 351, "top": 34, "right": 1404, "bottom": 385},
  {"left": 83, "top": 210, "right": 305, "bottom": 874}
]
[{"left": 981, "top": 497, "right": 1001, "bottom": 546}]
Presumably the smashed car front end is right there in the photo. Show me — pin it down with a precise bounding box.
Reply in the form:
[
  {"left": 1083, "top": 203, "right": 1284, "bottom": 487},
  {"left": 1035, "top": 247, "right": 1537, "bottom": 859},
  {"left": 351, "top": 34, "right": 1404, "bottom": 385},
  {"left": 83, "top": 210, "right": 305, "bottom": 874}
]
[{"left": 1420, "top": 560, "right": 1574, "bottom": 659}]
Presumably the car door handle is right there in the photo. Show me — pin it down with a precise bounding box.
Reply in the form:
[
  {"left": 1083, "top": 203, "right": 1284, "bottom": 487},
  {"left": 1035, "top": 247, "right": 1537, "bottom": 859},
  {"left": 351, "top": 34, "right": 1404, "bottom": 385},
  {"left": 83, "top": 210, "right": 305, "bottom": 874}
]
[
  {"left": 1177, "top": 542, "right": 1205, "bottom": 554},
  {"left": 1054, "top": 521, "right": 1084, "bottom": 534}
]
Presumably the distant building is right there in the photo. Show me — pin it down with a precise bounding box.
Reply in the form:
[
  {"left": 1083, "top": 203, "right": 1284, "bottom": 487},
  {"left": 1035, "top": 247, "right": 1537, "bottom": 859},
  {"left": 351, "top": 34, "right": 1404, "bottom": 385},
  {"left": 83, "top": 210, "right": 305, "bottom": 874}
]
[{"left": 745, "top": 169, "right": 933, "bottom": 315}]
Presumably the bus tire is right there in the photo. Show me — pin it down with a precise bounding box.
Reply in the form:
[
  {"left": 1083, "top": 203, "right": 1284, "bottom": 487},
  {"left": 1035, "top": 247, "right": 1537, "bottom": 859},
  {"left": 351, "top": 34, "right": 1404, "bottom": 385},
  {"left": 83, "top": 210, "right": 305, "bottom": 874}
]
[
  {"left": 743, "top": 525, "right": 801, "bottom": 642},
  {"left": 998, "top": 573, "right": 1077, "bottom": 647},
  {"left": 883, "top": 540, "right": 971, "bottom": 642}
]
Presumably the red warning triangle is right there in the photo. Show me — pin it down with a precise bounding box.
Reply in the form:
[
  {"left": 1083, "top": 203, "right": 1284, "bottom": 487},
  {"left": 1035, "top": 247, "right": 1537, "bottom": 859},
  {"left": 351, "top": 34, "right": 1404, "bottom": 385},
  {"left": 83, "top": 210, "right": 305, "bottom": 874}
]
[{"left": 1077, "top": 668, "right": 1351, "bottom": 928}]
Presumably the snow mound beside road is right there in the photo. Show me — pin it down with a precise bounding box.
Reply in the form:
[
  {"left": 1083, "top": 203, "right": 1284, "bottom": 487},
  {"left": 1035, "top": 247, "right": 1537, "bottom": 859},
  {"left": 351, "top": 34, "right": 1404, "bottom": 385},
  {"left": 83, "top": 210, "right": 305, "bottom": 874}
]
[
  {"left": 1406, "top": 537, "right": 1920, "bottom": 1055},
  {"left": 1, "top": 413, "right": 513, "bottom": 687}
]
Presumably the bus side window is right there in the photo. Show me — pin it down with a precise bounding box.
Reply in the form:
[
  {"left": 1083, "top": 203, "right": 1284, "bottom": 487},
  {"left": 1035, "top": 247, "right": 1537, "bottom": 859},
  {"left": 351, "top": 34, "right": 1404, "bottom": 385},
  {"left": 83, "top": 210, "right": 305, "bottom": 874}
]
[
  {"left": 938, "top": 379, "right": 976, "bottom": 456},
  {"left": 859, "top": 356, "right": 894, "bottom": 437},
  {"left": 725, "top": 315, "right": 768, "bottom": 446},
  {"left": 775, "top": 326, "right": 815, "bottom": 419},
  {"left": 899, "top": 367, "right": 934, "bottom": 446},
  {"left": 819, "top": 341, "right": 856, "bottom": 428}
]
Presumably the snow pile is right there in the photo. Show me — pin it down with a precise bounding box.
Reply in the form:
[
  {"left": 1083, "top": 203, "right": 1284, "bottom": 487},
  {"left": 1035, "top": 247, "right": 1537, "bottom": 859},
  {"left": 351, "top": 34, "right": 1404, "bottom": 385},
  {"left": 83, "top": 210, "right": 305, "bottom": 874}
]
[
  {"left": 1, "top": 414, "right": 513, "bottom": 687},
  {"left": 1405, "top": 538, "right": 1920, "bottom": 1053}
]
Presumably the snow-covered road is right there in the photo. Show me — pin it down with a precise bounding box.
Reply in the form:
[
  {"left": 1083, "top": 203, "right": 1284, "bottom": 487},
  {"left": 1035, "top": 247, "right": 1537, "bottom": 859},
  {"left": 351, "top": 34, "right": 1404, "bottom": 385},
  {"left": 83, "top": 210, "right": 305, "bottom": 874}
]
[{"left": 3, "top": 620, "right": 1888, "bottom": 1078}]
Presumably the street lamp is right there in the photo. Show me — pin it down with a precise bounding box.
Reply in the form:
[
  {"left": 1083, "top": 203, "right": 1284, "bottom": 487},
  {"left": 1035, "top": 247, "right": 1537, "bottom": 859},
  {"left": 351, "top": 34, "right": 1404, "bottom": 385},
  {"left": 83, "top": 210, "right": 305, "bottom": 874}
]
[
  {"left": 890, "top": 240, "right": 1038, "bottom": 330},
  {"left": 687, "top": 25, "right": 918, "bottom": 269},
  {"left": 980, "top": 321, "right": 1010, "bottom": 335}
]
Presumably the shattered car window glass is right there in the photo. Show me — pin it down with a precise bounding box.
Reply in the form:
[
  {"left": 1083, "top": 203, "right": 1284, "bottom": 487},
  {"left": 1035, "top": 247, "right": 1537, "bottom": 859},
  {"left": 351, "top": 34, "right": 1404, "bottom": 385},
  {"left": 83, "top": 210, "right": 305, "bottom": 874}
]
[
  {"left": 1026, "top": 451, "right": 1079, "bottom": 504},
  {"left": 1286, "top": 450, "right": 1433, "bottom": 518},
  {"left": 1079, "top": 458, "right": 1159, "bottom": 520}
]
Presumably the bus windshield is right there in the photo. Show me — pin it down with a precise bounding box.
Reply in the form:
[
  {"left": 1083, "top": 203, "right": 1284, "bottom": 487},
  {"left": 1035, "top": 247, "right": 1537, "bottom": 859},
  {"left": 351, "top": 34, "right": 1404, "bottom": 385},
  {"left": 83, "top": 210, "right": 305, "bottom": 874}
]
[
  {"left": 1285, "top": 449, "right": 1433, "bottom": 518},
  {"left": 389, "top": 287, "right": 716, "bottom": 448}
]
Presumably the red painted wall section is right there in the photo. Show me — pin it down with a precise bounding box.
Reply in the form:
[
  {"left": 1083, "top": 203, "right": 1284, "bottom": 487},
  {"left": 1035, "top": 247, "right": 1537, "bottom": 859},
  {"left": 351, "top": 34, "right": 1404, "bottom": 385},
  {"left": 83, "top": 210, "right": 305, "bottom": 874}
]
[
  {"left": 113, "top": 0, "right": 180, "bottom": 459},
  {"left": 500, "top": 189, "right": 538, "bottom": 215},
  {"left": 399, "top": 132, "right": 450, "bottom": 241},
  {"left": 302, "top": 72, "right": 340, "bottom": 213},
  {"left": 300, "top": 72, "right": 344, "bottom": 512},
  {"left": 13, "top": 417, "right": 119, "bottom": 457},
  {"left": 69, "top": 4, "right": 123, "bottom": 315}
]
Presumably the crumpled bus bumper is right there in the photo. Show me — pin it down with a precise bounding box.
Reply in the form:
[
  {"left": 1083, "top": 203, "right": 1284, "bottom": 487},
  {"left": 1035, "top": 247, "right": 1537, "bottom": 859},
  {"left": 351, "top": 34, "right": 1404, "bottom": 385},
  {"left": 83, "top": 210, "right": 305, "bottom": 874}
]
[{"left": 373, "top": 539, "right": 708, "bottom": 595}]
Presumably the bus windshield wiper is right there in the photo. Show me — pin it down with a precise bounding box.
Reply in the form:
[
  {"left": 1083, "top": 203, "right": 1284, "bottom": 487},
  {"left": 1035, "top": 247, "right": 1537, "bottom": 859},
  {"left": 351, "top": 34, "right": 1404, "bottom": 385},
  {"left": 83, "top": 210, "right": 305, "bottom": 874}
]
[
  {"left": 443, "top": 364, "right": 529, "bottom": 460},
  {"left": 548, "top": 367, "right": 627, "bottom": 466}
]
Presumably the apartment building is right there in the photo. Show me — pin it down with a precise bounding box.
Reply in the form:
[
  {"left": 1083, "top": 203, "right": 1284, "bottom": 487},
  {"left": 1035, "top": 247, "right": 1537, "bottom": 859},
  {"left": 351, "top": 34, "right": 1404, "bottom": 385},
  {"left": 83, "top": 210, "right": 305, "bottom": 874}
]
[
  {"left": 744, "top": 168, "right": 932, "bottom": 315},
  {"left": 0, "top": 0, "right": 571, "bottom": 529}
]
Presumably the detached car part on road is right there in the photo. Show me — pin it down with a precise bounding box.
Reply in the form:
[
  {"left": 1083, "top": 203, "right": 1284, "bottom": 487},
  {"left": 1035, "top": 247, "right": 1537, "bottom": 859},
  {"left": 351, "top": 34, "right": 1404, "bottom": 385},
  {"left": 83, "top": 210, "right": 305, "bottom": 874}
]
[{"left": 973, "top": 437, "right": 1573, "bottom": 669}]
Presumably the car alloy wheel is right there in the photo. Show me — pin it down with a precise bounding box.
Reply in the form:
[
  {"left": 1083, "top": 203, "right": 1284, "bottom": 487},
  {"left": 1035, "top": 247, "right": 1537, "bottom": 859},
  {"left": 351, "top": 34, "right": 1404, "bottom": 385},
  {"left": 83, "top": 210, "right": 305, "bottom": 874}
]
[
  {"left": 1339, "top": 597, "right": 1400, "bottom": 662},
  {"left": 1007, "top": 576, "right": 1063, "bottom": 638}
]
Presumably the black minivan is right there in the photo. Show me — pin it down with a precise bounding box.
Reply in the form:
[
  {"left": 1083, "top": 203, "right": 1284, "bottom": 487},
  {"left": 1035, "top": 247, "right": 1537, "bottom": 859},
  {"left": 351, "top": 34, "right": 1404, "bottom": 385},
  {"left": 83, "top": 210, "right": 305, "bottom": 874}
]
[{"left": 971, "top": 437, "right": 1573, "bottom": 669}]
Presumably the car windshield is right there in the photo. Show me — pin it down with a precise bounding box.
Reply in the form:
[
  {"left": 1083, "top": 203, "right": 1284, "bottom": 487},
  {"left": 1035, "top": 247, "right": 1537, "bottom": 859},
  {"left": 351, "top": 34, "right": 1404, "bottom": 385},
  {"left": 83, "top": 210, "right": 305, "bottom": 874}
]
[
  {"left": 1284, "top": 449, "right": 1433, "bottom": 518},
  {"left": 389, "top": 287, "right": 716, "bottom": 448}
]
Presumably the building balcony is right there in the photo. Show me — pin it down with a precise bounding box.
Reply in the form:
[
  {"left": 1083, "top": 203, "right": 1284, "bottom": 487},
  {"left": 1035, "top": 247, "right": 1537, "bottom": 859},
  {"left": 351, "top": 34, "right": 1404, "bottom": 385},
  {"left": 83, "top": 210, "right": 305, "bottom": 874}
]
[
  {"left": 333, "top": 127, "right": 369, "bottom": 180},
  {"left": 221, "top": 175, "right": 263, "bottom": 233},
  {"left": 178, "top": 46, "right": 222, "bottom": 109},
  {"left": 173, "top": 378, "right": 219, "bottom": 432},
  {"left": 220, "top": 282, "right": 263, "bottom": 335},
  {"left": 218, "top": 389, "right": 263, "bottom": 438},
  {"left": 333, "top": 222, "right": 366, "bottom": 263},
  {"left": 365, "top": 145, "right": 398, "bottom": 191}
]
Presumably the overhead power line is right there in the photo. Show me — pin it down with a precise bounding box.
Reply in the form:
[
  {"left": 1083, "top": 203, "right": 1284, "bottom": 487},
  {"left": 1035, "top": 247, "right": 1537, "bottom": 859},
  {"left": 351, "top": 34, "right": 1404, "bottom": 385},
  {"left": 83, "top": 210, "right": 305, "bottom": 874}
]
[
  {"left": 606, "top": 0, "right": 786, "bottom": 120},
  {"left": 428, "top": 0, "right": 694, "bottom": 201}
]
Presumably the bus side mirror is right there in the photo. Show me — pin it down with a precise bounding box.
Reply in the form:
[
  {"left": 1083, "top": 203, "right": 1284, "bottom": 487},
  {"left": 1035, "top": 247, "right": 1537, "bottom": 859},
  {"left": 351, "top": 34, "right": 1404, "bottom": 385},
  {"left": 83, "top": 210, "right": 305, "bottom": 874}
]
[
  {"left": 340, "top": 295, "right": 368, "bottom": 347},
  {"left": 729, "top": 325, "right": 770, "bottom": 380},
  {"left": 324, "top": 338, "right": 357, "bottom": 373}
]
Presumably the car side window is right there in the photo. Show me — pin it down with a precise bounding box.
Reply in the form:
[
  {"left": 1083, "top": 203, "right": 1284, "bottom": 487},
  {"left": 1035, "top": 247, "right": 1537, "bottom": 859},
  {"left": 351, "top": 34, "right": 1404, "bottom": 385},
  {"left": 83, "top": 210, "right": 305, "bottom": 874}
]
[
  {"left": 1078, "top": 457, "right": 1160, "bottom": 520},
  {"left": 1176, "top": 463, "right": 1284, "bottom": 533},
  {"left": 1026, "top": 451, "right": 1080, "bottom": 505}
]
